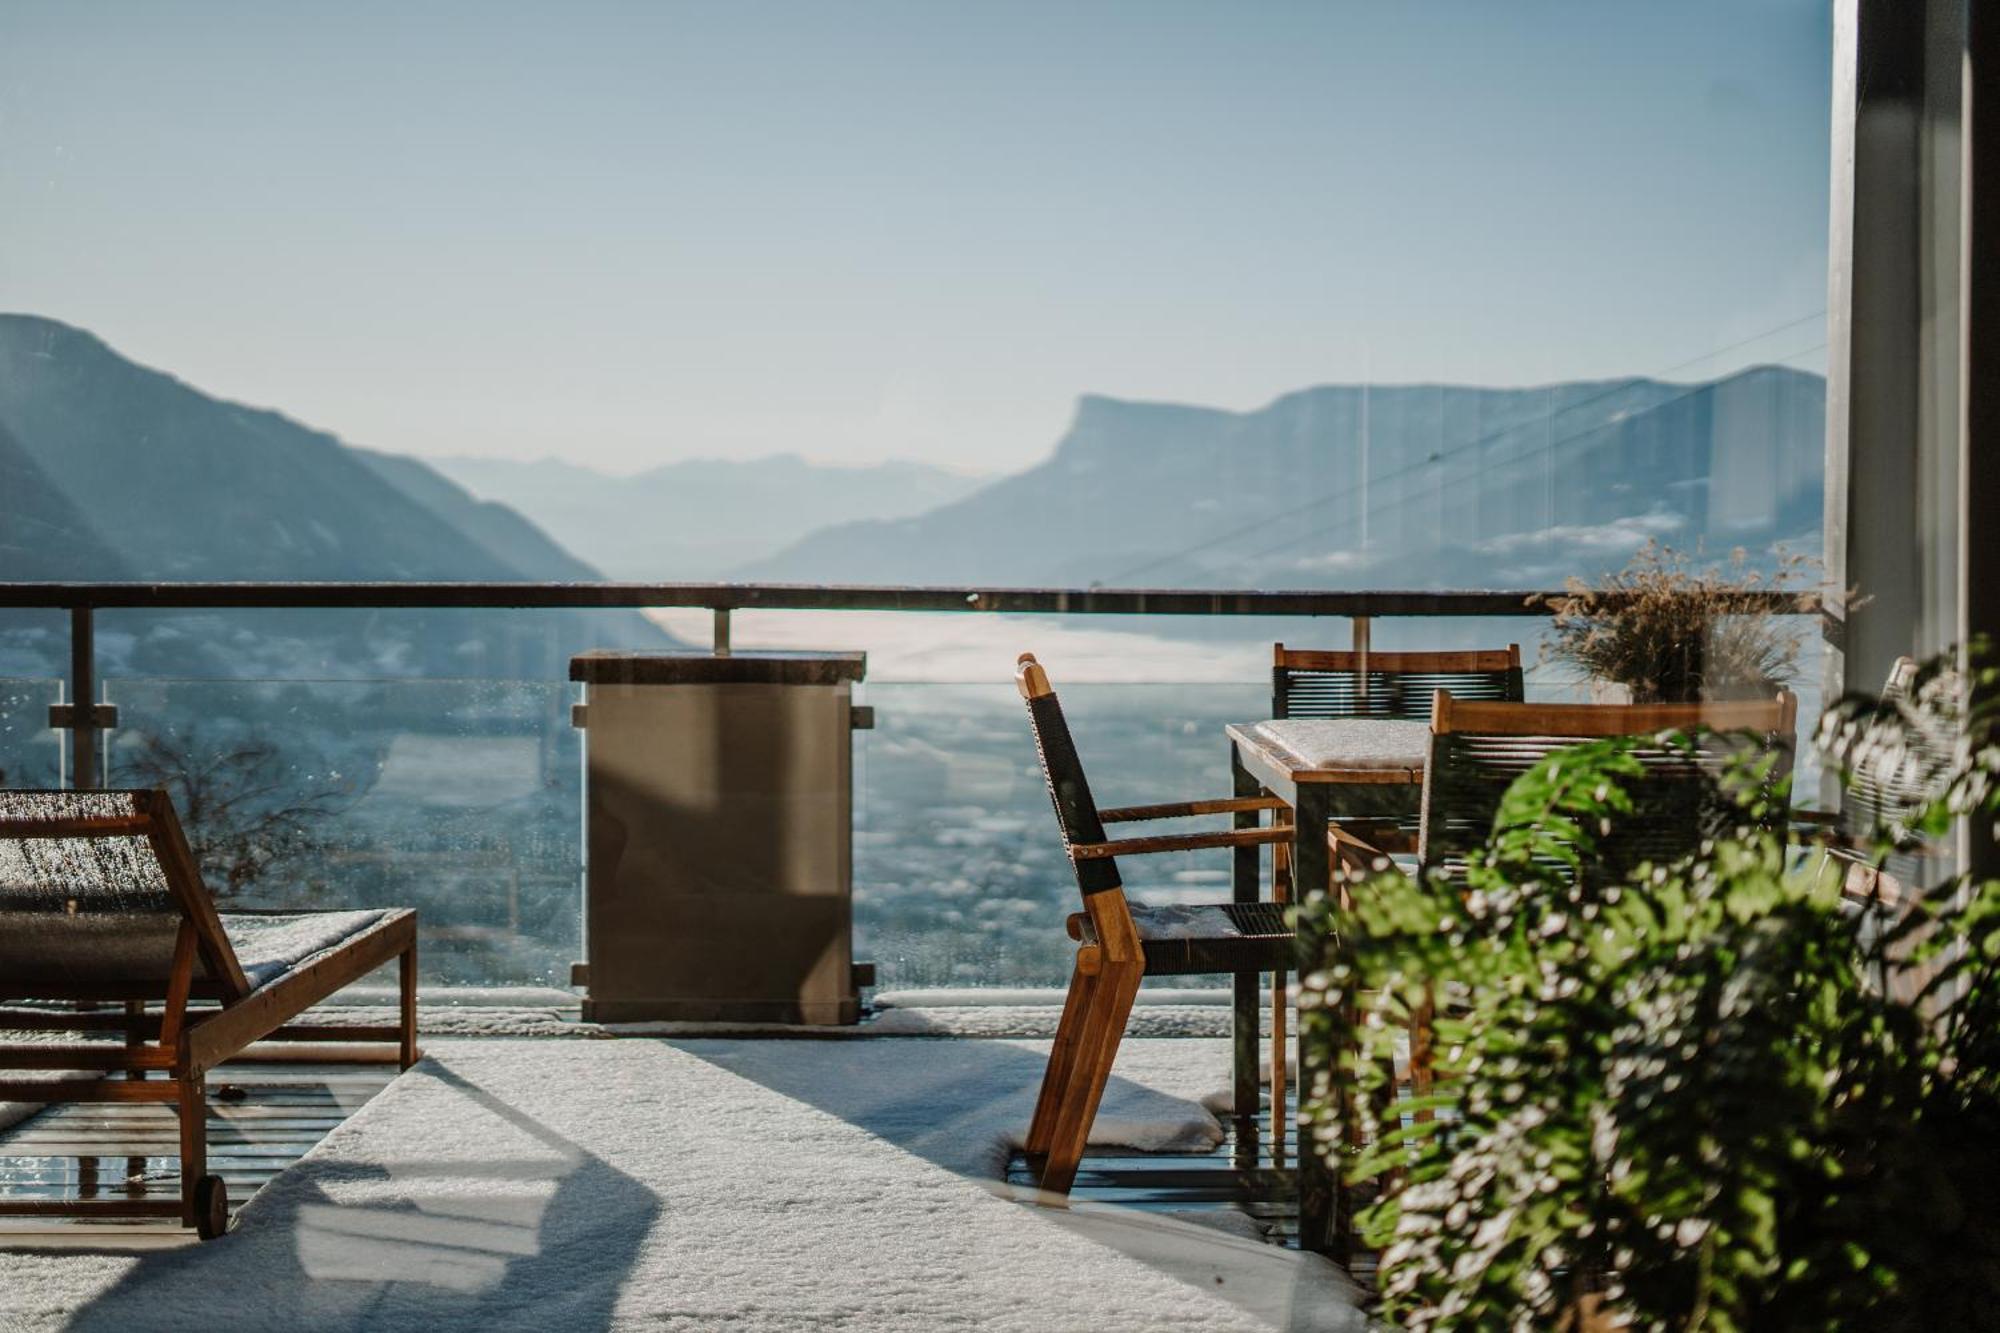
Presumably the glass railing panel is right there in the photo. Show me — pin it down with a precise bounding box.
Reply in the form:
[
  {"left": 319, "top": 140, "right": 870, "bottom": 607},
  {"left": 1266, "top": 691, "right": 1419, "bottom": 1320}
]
[
  {"left": 0, "top": 679, "right": 63, "bottom": 788},
  {"left": 101, "top": 676, "right": 581, "bottom": 989},
  {"left": 849, "top": 609, "right": 1827, "bottom": 993},
  {"left": 37, "top": 602, "right": 1827, "bottom": 1001},
  {"left": 855, "top": 681, "right": 1264, "bottom": 991}
]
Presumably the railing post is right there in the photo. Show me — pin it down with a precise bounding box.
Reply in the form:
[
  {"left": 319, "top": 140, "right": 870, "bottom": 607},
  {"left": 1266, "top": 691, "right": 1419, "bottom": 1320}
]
[
  {"left": 712, "top": 607, "right": 732, "bottom": 657},
  {"left": 70, "top": 604, "right": 97, "bottom": 789},
  {"left": 1351, "top": 614, "right": 1371, "bottom": 703}
]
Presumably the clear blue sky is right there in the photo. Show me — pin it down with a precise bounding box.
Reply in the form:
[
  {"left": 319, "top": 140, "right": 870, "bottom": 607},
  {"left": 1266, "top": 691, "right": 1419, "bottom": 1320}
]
[{"left": 0, "top": 1, "right": 1832, "bottom": 474}]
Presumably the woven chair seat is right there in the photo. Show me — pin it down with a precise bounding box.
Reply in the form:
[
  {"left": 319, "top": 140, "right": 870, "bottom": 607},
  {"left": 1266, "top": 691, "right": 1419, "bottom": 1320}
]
[{"left": 1074, "top": 900, "right": 1294, "bottom": 977}]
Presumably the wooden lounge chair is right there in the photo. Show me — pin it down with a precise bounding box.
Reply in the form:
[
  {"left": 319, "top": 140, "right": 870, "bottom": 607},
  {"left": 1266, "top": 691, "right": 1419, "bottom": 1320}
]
[
  {"left": 1015, "top": 654, "right": 1296, "bottom": 1196},
  {"left": 1272, "top": 643, "right": 1525, "bottom": 721},
  {"left": 0, "top": 788, "right": 419, "bottom": 1238},
  {"left": 1328, "top": 690, "right": 1798, "bottom": 1112}
]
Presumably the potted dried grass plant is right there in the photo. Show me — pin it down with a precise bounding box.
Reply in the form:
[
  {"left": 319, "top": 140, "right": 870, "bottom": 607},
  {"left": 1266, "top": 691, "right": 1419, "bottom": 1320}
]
[{"left": 1538, "top": 543, "right": 1823, "bottom": 703}]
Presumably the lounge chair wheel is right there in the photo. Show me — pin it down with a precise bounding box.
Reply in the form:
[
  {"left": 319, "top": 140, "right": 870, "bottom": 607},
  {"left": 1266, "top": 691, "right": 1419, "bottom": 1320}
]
[{"left": 194, "top": 1174, "right": 229, "bottom": 1240}]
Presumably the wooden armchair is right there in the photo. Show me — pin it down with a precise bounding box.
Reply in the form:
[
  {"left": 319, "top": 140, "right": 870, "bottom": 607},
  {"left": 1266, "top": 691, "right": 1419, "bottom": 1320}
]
[
  {"left": 1328, "top": 690, "right": 1799, "bottom": 1114},
  {"left": 1800, "top": 657, "right": 1951, "bottom": 879},
  {"left": 0, "top": 788, "right": 419, "bottom": 1238},
  {"left": 1272, "top": 642, "right": 1526, "bottom": 856},
  {"left": 1015, "top": 654, "right": 1296, "bottom": 1196},
  {"left": 1803, "top": 656, "right": 1956, "bottom": 1011}
]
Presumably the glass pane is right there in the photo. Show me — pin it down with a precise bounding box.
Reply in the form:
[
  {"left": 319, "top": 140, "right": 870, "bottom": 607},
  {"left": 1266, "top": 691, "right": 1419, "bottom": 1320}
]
[
  {"left": 102, "top": 677, "right": 581, "bottom": 988},
  {"left": 0, "top": 679, "right": 62, "bottom": 789},
  {"left": 857, "top": 682, "right": 1263, "bottom": 991}
]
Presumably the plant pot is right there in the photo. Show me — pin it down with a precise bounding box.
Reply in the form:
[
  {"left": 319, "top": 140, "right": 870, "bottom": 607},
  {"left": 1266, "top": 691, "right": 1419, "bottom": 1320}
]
[{"left": 1587, "top": 679, "right": 1634, "bottom": 705}]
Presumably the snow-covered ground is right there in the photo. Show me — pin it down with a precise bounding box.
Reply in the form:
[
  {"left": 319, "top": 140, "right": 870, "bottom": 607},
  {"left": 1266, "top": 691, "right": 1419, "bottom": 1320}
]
[{"left": 0, "top": 1037, "right": 1364, "bottom": 1332}]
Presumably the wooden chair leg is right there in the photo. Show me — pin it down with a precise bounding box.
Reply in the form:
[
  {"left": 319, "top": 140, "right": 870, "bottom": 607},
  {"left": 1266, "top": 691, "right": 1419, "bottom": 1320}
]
[
  {"left": 1271, "top": 971, "right": 1288, "bottom": 1146},
  {"left": 177, "top": 1072, "right": 206, "bottom": 1228},
  {"left": 1271, "top": 807, "right": 1293, "bottom": 1144},
  {"left": 1232, "top": 969, "right": 1261, "bottom": 1118},
  {"left": 1379, "top": 986, "right": 1438, "bottom": 1201},
  {"left": 1040, "top": 970, "right": 1118, "bottom": 1195},
  {"left": 1026, "top": 956, "right": 1100, "bottom": 1159},
  {"left": 399, "top": 942, "right": 421, "bottom": 1069},
  {"left": 1040, "top": 962, "right": 1142, "bottom": 1197},
  {"left": 124, "top": 1000, "right": 147, "bottom": 1081},
  {"left": 1409, "top": 986, "right": 1436, "bottom": 1123}
]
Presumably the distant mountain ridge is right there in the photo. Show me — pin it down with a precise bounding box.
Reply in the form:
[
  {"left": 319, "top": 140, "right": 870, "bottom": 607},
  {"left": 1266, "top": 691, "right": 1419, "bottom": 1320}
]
[
  {"left": 745, "top": 367, "right": 1826, "bottom": 588},
  {"left": 0, "top": 418, "right": 131, "bottom": 581},
  {"left": 0, "top": 311, "right": 1827, "bottom": 641},
  {"left": 0, "top": 315, "right": 600, "bottom": 584},
  {"left": 431, "top": 453, "right": 986, "bottom": 580},
  {"left": 351, "top": 449, "right": 601, "bottom": 583},
  {"left": 0, "top": 314, "right": 669, "bottom": 678}
]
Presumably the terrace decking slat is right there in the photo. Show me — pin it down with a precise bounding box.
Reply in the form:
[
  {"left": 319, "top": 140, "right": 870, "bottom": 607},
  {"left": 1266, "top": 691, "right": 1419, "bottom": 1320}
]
[
  {"left": 0, "top": 1061, "right": 394, "bottom": 1229},
  {"left": 9, "top": 1125, "right": 342, "bottom": 1139},
  {"left": 0, "top": 1169, "right": 285, "bottom": 1184},
  {"left": 3, "top": 1134, "right": 330, "bottom": 1147},
  {"left": 2, "top": 1143, "right": 332, "bottom": 1157},
  {"left": 0, "top": 1177, "right": 278, "bottom": 1196},
  {"left": 11, "top": 1113, "right": 376, "bottom": 1133}
]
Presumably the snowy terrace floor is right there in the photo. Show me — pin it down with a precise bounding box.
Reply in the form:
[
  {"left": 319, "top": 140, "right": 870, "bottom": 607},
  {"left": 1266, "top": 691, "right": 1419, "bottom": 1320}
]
[{"left": 0, "top": 997, "right": 1366, "bottom": 1333}]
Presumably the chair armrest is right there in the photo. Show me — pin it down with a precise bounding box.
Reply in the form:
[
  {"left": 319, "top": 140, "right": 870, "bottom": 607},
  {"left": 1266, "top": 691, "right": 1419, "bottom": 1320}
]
[
  {"left": 1326, "top": 818, "right": 1418, "bottom": 856},
  {"left": 1328, "top": 823, "right": 1394, "bottom": 880},
  {"left": 1097, "top": 795, "right": 1289, "bottom": 824},
  {"left": 1070, "top": 826, "right": 1295, "bottom": 860}
]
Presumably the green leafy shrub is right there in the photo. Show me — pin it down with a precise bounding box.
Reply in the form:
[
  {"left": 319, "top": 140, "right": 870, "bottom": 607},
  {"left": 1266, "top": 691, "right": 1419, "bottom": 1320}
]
[{"left": 1297, "top": 648, "right": 2000, "bottom": 1330}]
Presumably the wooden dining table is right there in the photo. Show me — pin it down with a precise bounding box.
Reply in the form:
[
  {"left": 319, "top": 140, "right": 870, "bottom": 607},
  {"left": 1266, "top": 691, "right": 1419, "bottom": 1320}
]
[{"left": 1225, "top": 716, "right": 1432, "bottom": 1259}]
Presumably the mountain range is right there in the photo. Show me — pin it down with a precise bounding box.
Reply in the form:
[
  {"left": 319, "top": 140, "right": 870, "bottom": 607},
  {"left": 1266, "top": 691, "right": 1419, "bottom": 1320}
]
[
  {"left": 429, "top": 454, "right": 984, "bottom": 580},
  {"left": 742, "top": 368, "right": 1825, "bottom": 588},
  {"left": 0, "top": 312, "right": 1828, "bottom": 652},
  {"left": 0, "top": 314, "right": 608, "bottom": 585},
  {"left": 0, "top": 417, "right": 132, "bottom": 581},
  {"left": 0, "top": 314, "right": 667, "bottom": 679}
]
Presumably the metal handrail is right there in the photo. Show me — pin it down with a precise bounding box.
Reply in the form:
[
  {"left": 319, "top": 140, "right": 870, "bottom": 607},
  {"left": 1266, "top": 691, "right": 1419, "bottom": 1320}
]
[
  {"left": 0, "top": 581, "right": 1628, "bottom": 613},
  {"left": 0, "top": 581, "right": 1831, "bottom": 786},
  {"left": 0, "top": 580, "right": 1826, "bottom": 619}
]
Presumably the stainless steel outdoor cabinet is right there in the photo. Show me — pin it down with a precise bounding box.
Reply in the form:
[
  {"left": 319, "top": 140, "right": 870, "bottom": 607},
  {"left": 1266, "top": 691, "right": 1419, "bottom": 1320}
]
[{"left": 569, "top": 650, "right": 868, "bottom": 1024}]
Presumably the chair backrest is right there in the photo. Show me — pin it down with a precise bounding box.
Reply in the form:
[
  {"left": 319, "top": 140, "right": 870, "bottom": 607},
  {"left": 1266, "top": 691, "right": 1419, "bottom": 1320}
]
[
  {"left": 1417, "top": 691, "right": 1799, "bottom": 887},
  {"left": 1838, "top": 656, "right": 1947, "bottom": 887},
  {"left": 0, "top": 789, "right": 248, "bottom": 1000},
  {"left": 1015, "top": 654, "right": 1123, "bottom": 902},
  {"left": 1272, "top": 643, "right": 1523, "bottom": 721}
]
